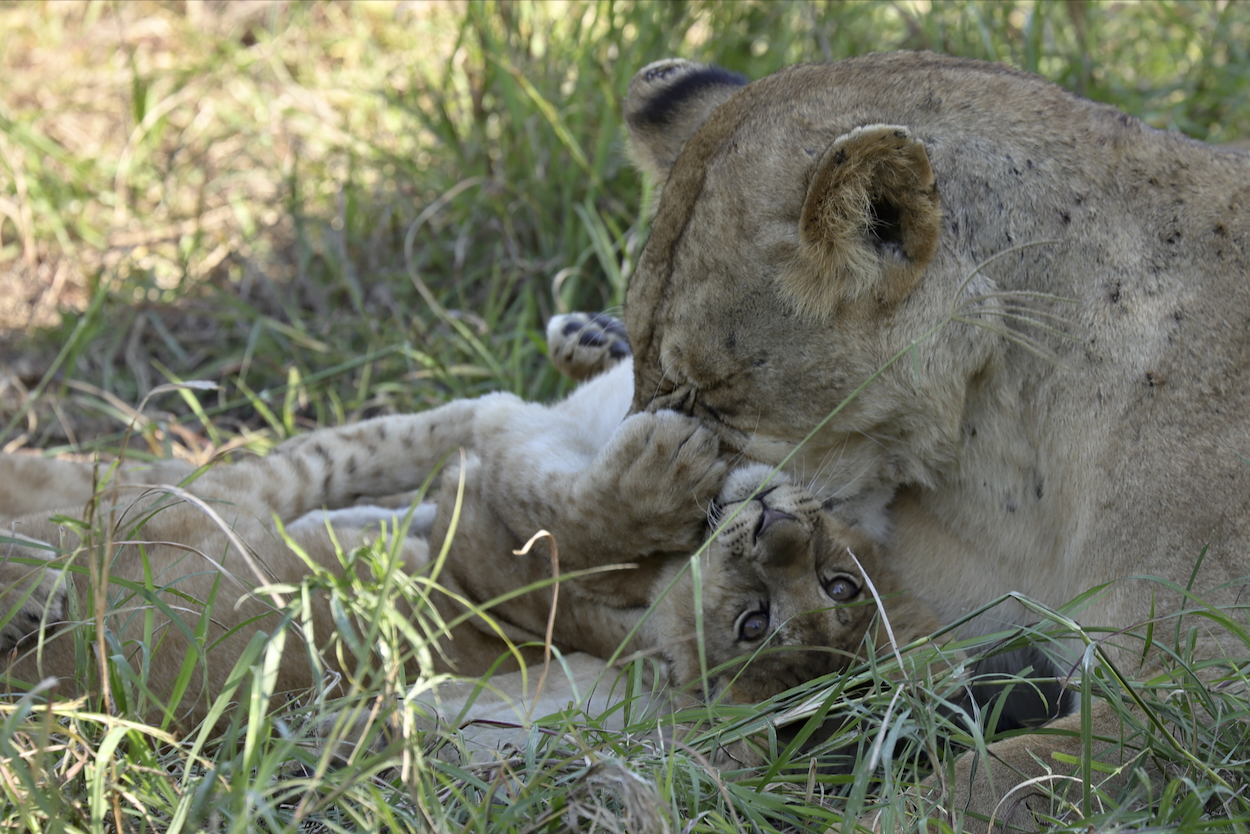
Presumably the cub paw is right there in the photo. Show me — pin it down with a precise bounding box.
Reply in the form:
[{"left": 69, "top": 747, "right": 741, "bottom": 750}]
[
  {"left": 597, "top": 411, "right": 727, "bottom": 553},
  {"left": 0, "top": 562, "right": 69, "bottom": 653},
  {"left": 546, "top": 313, "right": 631, "bottom": 382}
]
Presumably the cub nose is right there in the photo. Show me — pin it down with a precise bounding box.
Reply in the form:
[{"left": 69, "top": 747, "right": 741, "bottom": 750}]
[{"left": 755, "top": 507, "right": 796, "bottom": 541}]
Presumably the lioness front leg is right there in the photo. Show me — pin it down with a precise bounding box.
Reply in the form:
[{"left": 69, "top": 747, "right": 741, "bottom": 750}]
[{"left": 914, "top": 698, "right": 1150, "bottom": 832}]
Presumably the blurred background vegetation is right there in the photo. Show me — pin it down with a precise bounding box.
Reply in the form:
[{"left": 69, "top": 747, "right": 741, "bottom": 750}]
[{"left": 1, "top": 0, "right": 1247, "bottom": 461}]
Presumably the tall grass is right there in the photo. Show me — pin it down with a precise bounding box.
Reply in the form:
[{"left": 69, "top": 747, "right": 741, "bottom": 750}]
[{"left": 2, "top": 1, "right": 1250, "bottom": 831}]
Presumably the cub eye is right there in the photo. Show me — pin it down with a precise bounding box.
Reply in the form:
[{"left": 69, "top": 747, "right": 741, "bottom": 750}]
[
  {"left": 824, "top": 574, "right": 860, "bottom": 602},
  {"left": 736, "top": 610, "right": 770, "bottom": 642}
]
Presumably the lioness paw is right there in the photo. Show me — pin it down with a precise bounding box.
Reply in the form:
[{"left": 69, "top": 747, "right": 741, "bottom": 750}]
[{"left": 546, "top": 313, "right": 631, "bottom": 382}]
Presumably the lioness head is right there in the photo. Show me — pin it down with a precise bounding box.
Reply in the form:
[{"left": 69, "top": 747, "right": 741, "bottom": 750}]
[
  {"left": 648, "top": 465, "right": 935, "bottom": 704},
  {"left": 621, "top": 54, "right": 1099, "bottom": 504}
]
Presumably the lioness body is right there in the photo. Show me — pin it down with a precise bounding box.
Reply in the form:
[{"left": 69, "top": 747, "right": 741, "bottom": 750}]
[{"left": 622, "top": 53, "right": 1250, "bottom": 825}]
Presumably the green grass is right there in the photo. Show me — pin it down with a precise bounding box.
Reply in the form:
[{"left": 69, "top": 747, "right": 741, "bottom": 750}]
[{"left": 2, "top": 1, "right": 1250, "bottom": 831}]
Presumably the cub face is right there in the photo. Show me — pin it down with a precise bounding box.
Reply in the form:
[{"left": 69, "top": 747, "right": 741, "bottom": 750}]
[{"left": 649, "top": 465, "right": 930, "bottom": 705}]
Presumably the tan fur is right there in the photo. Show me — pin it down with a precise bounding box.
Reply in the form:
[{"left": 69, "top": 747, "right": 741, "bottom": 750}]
[
  {"left": 623, "top": 52, "right": 1250, "bottom": 828},
  {"left": 0, "top": 454, "right": 196, "bottom": 517},
  {"left": 425, "top": 457, "right": 938, "bottom": 693},
  {"left": 0, "top": 385, "right": 711, "bottom": 727},
  {"left": 794, "top": 125, "right": 942, "bottom": 314},
  {"left": 546, "top": 311, "right": 632, "bottom": 381},
  {"left": 642, "top": 465, "right": 938, "bottom": 707}
]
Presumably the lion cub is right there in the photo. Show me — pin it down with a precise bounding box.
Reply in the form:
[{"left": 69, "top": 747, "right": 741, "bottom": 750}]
[
  {"left": 0, "top": 315, "right": 931, "bottom": 729},
  {"left": 297, "top": 314, "right": 941, "bottom": 705}
]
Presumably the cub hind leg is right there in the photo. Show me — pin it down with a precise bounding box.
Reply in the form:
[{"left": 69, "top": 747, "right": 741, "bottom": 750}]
[
  {"left": 546, "top": 312, "right": 631, "bottom": 382},
  {"left": 0, "top": 455, "right": 196, "bottom": 518},
  {"left": 0, "top": 397, "right": 481, "bottom": 526},
  {"left": 0, "top": 476, "right": 442, "bottom": 730},
  {"left": 0, "top": 400, "right": 497, "bottom": 726}
]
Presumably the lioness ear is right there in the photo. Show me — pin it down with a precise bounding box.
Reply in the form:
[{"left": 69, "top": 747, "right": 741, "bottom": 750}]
[
  {"left": 624, "top": 59, "right": 749, "bottom": 182},
  {"left": 787, "top": 125, "right": 941, "bottom": 316}
]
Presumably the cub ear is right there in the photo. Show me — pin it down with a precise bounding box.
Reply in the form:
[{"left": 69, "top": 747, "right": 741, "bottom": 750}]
[
  {"left": 624, "top": 59, "right": 749, "bottom": 183},
  {"left": 786, "top": 125, "right": 942, "bottom": 317}
]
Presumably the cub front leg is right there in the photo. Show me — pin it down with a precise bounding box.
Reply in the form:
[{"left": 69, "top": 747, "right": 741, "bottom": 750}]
[
  {"left": 484, "top": 410, "right": 727, "bottom": 571},
  {"left": 576, "top": 410, "right": 726, "bottom": 558}
]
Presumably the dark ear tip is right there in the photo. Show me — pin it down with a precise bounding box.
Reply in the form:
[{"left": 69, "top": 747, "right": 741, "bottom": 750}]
[
  {"left": 630, "top": 58, "right": 748, "bottom": 90},
  {"left": 636, "top": 58, "right": 695, "bottom": 85},
  {"left": 625, "top": 60, "right": 749, "bottom": 129},
  {"left": 627, "top": 59, "right": 695, "bottom": 104}
]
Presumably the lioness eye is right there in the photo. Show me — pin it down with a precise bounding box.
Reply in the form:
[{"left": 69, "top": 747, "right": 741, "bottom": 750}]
[
  {"left": 824, "top": 574, "right": 860, "bottom": 602},
  {"left": 736, "top": 610, "right": 770, "bottom": 642}
]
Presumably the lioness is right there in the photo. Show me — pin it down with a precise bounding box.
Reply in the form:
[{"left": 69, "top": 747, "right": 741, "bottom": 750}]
[
  {"left": 0, "top": 314, "right": 934, "bottom": 732},
  {"left": 620, "top": 53, "right": 1250, "bottom": 827}
]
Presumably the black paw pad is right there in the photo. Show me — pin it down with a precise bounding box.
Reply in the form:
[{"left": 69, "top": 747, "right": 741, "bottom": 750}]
[
  {"left": 577, "top": 329, "right": 606, "bottom": 347},
  {"left": 590, "top": 312, "right": 628, "bottom": 338}
]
